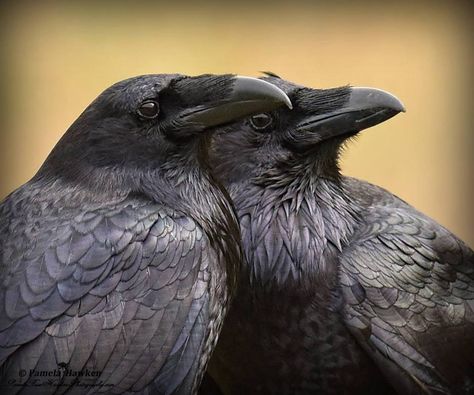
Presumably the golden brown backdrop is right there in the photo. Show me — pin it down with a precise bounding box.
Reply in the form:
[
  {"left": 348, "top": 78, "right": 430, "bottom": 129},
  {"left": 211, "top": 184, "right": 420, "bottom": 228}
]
[{"left": 1, "top": 1, "right": 472, "bottom": 245}]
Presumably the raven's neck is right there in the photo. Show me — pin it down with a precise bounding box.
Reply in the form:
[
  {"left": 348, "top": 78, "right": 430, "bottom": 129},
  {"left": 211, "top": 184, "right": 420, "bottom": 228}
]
[
  {"left": 142, "top": 137, "right": 242, "bottom": 290},
  {"left": 34, "top": 136, "right": 240, "bottom": 265},
  {"left": 229, "top": 172, "right": 361, "bottom": 288},
  {"left": 151, "top": 137, "right": 239, "bottom": 244}
]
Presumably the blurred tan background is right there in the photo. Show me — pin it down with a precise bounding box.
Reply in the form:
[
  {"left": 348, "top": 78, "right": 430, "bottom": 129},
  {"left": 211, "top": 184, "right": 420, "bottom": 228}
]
[{"left": 1, "top": 1, "right": 472, "bottom": 245}]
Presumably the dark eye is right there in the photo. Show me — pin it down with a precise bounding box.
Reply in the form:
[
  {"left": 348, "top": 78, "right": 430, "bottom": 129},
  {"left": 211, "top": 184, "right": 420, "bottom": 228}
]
[
  {"left": 137, "top": 100, "right": 159, "bottom": 119},
  {"left": 249, "top": 113, "right": 273, "bottom": 130}
]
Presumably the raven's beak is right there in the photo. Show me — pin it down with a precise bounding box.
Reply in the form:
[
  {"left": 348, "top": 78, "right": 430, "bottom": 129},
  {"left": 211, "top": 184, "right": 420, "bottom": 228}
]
[
  {"left": 179, "top": 76, "right": 292, "bottom": 129},
  {"left": 295, "top": 87, "right": 405, "bottom": 142}
]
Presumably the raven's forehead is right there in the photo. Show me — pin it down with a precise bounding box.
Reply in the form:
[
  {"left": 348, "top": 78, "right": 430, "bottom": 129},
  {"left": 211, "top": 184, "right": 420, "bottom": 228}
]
[
  {"left": 99, "top": 74, "right": 182, "bottom": 109},
  {"left": 261, "top": 76, "right": 350, "bottom": 112},
  {"left": 260, "top": 76, "right": 301, "bottom": 95}
]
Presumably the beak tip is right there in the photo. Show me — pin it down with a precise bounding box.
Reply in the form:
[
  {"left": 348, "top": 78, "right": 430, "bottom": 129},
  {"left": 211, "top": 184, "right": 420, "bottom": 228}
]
[
  {"left": 182, "top": 75, "right": 294, "bottom": 129},
  {"left": 390, "top": 98, "right": 406, "bottom": 114},
  {"left": 351, "top": 87, "right": 406, "bottom": 114},
  {"left": 234, "top": 76, "right": 293, "bottom": 110}
]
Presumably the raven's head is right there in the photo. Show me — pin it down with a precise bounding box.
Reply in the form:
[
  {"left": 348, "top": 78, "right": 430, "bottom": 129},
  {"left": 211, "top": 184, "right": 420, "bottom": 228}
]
[
  {"left": 37, "top": 74, "right": 291, "bottom": 192},
  {"left": 211, "top": 75, "right": 404, "bottom": 185}
]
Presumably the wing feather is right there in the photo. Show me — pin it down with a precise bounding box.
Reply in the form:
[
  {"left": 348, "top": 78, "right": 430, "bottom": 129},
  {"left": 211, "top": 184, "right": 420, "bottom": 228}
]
[
  {"left": 341, "top": 204, "right": 474, "bottom": 394},
  {"left": 0, "top": 192, "right": 216, "bottom": 394}
]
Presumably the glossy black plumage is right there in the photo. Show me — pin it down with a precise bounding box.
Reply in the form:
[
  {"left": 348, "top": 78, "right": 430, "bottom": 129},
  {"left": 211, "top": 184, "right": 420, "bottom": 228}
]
[
  {"left": 205, "top": 77, "right": 474, "bottom": 394},
  {"left": 0, "top": 74, "right": 291, "bottom": 394}
]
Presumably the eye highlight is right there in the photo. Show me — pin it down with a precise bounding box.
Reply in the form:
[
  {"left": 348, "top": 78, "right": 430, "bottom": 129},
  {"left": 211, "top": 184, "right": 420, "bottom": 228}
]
[
  {"left": 137, "top": 100, "right": 159, "bottom": 119},
  {"left": 249, "top": 113, "right": 273, "bottom": 131}
]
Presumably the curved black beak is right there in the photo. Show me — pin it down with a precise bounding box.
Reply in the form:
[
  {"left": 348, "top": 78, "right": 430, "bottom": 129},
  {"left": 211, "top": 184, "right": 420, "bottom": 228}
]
[
  {"left": 178, "top": 76, "right": 292, "bottom": 130},
  {"left": 295, "top": 87, "right": 405, "bottom": 142}
]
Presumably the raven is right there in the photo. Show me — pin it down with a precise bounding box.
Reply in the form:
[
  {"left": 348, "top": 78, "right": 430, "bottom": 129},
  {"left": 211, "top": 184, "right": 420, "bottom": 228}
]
[
  {"left": 0, "top": 74, "right": 292, "bottom": 394},
  {"left": 206, "top": 76, "right": 474, "bottom": 394}
]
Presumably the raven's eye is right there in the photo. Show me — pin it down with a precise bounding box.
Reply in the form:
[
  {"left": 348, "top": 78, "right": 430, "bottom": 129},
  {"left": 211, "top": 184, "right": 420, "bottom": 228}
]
[
  {"left": 137, "top": 100, "right": 159, "bottom": 119},
  {"left": 249, "top": 113, "right": 273, "bottom": 130}
]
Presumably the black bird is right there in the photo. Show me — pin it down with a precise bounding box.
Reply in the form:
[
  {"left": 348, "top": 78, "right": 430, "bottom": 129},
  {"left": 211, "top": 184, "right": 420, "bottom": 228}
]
[
  {"left": 0, "top": 74, "right": 292, "bottom": 394},
  {"left": 206, "top": 76, "right": 474, "bottom": 394}
]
